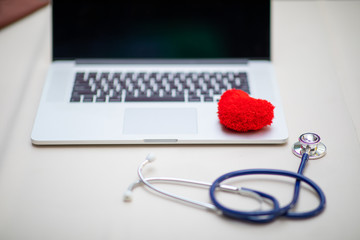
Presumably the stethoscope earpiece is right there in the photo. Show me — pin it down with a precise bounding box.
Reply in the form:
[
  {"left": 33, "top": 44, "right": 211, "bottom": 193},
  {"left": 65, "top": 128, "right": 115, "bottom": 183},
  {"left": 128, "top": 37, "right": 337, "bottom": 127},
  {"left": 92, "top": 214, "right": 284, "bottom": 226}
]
[{"left": 292, "top": 133, "right": 327, "bottom": 159}]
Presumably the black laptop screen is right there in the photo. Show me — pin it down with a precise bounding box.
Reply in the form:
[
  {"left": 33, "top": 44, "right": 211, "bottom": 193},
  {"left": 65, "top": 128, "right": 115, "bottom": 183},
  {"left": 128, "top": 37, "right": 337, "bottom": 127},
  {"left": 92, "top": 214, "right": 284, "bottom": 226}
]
[{"left": 53, "top": 1, "right": 270, "bottom": 60}]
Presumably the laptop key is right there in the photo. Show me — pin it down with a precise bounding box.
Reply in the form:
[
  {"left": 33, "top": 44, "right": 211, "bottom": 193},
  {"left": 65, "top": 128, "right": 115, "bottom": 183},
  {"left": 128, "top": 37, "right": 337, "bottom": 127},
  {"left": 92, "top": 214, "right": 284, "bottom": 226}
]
[
  {"left": 70, "top": 96, "right": 81, "bottom": 102},
  {"left": 96, "top": 97, "right": 106, "bottom": 102},
  {"left": 109, "top": 97, "right": 122, "bottom": 102},
  {"left": 125, "top": 95, "right": 185, "bottom": 102},
  {"left": 204, "top": 96, "right": 214, "bottom": 102},
  {"left": 188, "top": 96, "right": 201, "bottom": 102},
  {"left": 75, "top": 72, "right": 85, "bottom": 80},
  {"left": 83, "top": 95, "right": 94, "bottom": 102}
]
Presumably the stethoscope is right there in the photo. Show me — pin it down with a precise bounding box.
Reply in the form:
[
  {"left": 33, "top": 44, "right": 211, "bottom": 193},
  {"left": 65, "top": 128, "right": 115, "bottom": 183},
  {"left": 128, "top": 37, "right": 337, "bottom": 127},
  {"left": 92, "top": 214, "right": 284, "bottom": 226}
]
[{"left": 124, "top": 133, "right": 327, "bottom": 223}]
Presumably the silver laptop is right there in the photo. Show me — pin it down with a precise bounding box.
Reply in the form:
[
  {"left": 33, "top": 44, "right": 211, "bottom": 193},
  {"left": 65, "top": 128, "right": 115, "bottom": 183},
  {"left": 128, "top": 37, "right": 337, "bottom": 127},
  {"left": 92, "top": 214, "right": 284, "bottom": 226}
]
[{"left": 31, "top": 1, "right": 288, "bottom": 145}]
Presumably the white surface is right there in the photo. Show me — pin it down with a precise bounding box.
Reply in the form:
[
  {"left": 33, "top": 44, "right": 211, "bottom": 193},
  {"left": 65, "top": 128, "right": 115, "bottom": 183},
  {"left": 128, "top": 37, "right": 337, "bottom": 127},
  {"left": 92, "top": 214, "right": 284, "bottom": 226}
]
[{"left": 1, "top": 1, "right": 360, "bottom": 239}]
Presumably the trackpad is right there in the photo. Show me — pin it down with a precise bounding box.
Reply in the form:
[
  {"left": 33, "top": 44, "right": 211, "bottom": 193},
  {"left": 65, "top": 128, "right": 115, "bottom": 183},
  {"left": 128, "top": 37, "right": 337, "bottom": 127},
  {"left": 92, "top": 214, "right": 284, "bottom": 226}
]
[{"left": 123, "top": 108, "right": 198, "bottom": 134}]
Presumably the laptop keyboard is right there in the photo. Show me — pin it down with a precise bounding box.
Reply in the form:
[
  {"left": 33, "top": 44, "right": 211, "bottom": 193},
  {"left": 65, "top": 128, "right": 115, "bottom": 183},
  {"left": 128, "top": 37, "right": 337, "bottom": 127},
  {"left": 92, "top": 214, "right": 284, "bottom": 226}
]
[{"left": 70, "top": 71, "right": 249, "bottom": 103}]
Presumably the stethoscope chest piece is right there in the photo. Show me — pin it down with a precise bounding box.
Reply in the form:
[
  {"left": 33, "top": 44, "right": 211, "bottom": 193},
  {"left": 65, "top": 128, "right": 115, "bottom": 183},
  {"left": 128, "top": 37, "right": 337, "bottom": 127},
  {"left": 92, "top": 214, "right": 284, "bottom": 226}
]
[{"left": 292, "top": 133, "right": 327, "bottom": 159}]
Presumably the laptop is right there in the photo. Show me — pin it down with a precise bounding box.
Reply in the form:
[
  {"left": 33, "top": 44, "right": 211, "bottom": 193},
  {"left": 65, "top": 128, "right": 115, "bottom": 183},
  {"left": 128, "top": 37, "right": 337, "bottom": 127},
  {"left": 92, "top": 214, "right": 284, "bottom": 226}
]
[{"left": 31, "top": 1, "right": 288, "bottom": 145}]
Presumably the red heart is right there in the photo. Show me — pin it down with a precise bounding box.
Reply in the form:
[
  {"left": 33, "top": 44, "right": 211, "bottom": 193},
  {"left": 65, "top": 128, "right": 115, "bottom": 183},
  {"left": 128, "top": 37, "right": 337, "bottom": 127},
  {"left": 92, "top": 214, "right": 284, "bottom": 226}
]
[{"left": 217, "top": 89, "right": 274, "bottom": 132}]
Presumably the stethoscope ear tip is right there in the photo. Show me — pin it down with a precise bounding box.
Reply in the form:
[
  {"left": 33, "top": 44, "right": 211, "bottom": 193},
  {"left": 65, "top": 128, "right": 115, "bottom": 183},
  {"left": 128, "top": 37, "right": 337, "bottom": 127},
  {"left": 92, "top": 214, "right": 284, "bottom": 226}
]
[
  {"left": 123, "top": 190, "right": 133, "bottom": 202},
  {"left": 146, "top": 153, "right": 156, "bottom": 162}
]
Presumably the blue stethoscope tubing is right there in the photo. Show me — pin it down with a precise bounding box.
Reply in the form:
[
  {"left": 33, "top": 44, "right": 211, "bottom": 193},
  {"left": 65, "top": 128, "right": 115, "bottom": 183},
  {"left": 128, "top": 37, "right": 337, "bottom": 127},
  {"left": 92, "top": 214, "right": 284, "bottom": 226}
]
[
  {"left": 125, "top": 133, "right": 327, "bottom": 223},
  {"left": 209, "top": 153, "right": 326, "bottom": 223}
]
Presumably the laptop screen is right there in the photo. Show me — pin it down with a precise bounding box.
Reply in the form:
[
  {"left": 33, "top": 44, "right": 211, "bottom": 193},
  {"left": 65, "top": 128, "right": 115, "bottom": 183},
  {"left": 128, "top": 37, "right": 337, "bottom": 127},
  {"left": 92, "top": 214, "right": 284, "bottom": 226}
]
[{"left": 53, "top": 1, "right": 270, "bottom": 60}]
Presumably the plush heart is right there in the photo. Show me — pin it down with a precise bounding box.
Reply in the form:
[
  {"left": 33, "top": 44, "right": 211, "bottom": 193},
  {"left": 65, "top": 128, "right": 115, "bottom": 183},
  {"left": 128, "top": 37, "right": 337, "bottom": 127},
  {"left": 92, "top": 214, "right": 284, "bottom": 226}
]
[{"left": 217, "top": 89, "right": 274, "bottom": 132}]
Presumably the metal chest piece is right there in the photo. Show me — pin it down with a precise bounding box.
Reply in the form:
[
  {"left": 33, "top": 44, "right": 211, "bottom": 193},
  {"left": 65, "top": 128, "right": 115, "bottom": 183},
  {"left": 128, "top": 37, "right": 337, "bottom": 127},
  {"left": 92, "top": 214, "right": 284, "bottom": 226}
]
[{"left": 292, "top": 133, "right": 327, "bottom": 159}]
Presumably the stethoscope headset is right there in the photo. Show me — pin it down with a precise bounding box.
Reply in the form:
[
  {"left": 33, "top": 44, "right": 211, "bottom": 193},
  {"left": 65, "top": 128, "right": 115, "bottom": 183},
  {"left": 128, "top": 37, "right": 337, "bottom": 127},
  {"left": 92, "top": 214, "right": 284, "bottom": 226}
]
[{"left": 124, "top": 133, "right": 327, "bottom": 223}]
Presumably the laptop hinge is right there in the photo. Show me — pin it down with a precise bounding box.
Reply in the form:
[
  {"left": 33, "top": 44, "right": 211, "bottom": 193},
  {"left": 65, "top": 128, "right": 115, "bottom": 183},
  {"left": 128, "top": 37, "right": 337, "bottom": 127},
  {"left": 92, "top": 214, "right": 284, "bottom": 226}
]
[{"left": 75, "top": 59, "right": 249, "bottom": 65}]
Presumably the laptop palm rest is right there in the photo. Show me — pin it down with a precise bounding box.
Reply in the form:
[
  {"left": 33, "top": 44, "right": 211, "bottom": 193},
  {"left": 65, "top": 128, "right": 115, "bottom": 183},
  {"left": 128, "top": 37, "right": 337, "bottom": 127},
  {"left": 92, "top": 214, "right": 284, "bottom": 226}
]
[{"left": 123, "top": 108, "right": 198, "bottom": 135}]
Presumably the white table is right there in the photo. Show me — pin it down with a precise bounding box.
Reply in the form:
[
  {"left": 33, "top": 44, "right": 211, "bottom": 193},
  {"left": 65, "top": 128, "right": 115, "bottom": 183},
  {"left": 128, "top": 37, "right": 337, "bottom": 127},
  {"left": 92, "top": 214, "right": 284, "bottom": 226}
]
[{"left": 1, "top": 1, "right": 359, "bottom": 239}]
